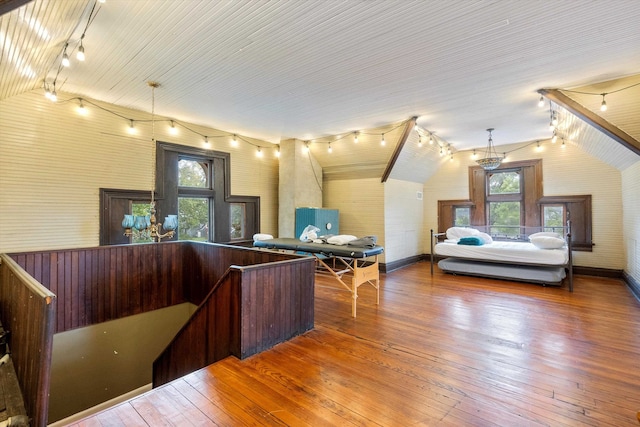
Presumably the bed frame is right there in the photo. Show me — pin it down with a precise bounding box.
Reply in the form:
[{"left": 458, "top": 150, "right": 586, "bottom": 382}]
[
  {"left": 430, "top": 227, "right": 574, "bottom": 292},
  {"left": 254, "top": 238, "right": 383, "bottom": 317}
]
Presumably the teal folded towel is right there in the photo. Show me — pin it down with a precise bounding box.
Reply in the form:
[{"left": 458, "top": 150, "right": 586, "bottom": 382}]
[{"left": 458, "top": 236, "right": 483, "bottom": 246}]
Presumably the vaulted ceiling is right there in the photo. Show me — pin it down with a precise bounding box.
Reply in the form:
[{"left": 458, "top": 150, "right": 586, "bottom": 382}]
[{"left": 1, "top": 0, "right": 639, "bottom": 182}]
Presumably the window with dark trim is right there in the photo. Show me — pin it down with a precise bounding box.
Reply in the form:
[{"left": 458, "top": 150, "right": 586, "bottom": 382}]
[
  {"left": 437, "top": 159, "right": 592, "bottom": 251},
  {"left": 100, "top": 141, "right": 260, "bottom": 245}
]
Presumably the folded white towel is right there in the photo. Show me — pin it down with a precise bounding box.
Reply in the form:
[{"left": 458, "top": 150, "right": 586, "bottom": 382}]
[
  {"left": 253, "top": 233, "right": 274, "bottom": 241},
  {"left": 326, "top": 235, "right": 358, "bottom": 245}
]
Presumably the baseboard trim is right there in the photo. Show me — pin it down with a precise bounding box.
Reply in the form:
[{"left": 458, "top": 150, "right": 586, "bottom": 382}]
[
  {"left": 623, "top": 271, "right": 640, "bottom": 302},
  {"left": 380, "top": 254, "right": 427, "bottom": 273}
]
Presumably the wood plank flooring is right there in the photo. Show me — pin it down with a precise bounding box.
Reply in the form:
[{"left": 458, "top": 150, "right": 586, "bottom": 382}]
[{"left": 69, "top": 262, "right": 640, "bottom": 426}]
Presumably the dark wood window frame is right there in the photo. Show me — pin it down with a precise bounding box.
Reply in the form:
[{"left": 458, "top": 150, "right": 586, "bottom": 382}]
[
  {"left": 437, "top": 159, "right": 593, "bottom": 251},
  {"left": 100, "top": 141, "right": 260, "bottom": 245}
]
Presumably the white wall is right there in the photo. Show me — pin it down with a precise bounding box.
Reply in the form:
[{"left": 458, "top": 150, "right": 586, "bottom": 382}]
[
  {"left": 383, "top": 179, "right": 424, "bottom": 263},
  {"left": 0, "top": 91, "right": 279, "bottom": 253},
  {"left": 622, "top": 161, "right": 640, "bottom": 283},
  {"left": 423, "top": 139, "right": 624, "bottom": 270}
]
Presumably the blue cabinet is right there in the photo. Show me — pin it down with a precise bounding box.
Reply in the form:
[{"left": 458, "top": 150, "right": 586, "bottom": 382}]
[{"left": 295, "top": 208, "right": 339, "bottom": 238}]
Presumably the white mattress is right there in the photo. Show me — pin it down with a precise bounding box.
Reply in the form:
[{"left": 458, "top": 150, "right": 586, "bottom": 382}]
[{"left": 434, "top": 240, "right": 568, "bottom": 265}]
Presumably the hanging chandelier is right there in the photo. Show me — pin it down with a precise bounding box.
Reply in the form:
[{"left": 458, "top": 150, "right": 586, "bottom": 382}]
[
  {"left": 476, "top": 128, "right": 503, "bottom": 170},
  {"left": 122, "top": 82, "right": 178, "bottom": 242}
]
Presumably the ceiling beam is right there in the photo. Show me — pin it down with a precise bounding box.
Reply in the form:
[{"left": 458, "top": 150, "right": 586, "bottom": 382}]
[
  {"left": 381, "top": 116, "right": 418, "bottom": 183},
  {"left": 0, "top": 0, "right": 31, "bottom": 16},
  {"left": 538, "top": 88, "right": 640, "bottom": 157}
]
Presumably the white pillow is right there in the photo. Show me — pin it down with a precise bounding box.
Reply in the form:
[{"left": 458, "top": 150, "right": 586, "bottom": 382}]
[
  {"left": 477, "top": 232, "right": 493, "bottom": 244},
  {"left": 326, "top": 235, "right": 357, "bottom": 245},
  {"left": 529, "top": 231, "right": 562, "bottom": 240},
  {"left": 253, "top": 233, "right": 274, "bottom": 241},
  {"left": 446, "top": 227, "right": 479, "bottom": 240},
  {"left": 530, "top": 235, "right": 565, "bottom": 249}
]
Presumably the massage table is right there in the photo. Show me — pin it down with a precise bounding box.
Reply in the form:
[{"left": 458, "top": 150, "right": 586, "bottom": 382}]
[{"left": 254, "top": 238, "right": 384, "bottom": 317}]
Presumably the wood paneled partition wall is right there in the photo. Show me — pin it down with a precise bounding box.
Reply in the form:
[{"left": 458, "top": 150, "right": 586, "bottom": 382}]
[
  {"left": 0, "top": 255, "right": 56, "bottom": 427},
  {"left": 1, "top": 242, "right": 315, "bottom": 426}
]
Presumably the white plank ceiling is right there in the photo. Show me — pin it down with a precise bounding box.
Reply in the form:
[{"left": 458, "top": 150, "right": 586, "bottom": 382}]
[{"left": 1, "top": 0, "right": 639, "bottom": 181}]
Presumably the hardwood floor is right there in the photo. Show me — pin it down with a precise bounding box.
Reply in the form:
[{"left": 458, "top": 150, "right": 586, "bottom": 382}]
[{"left": 70, "top": 262, "right": 640, "bottom": 426}]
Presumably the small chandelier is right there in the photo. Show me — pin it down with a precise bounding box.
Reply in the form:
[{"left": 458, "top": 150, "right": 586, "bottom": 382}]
[
  {"left": 122, "top": 82, "right": 178, "bottom": 242},
  {"left": 476, "top": 128, "right": 502, "bottom": 170}
]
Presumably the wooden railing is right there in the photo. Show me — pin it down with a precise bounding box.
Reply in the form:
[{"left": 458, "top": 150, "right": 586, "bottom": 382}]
[
  {"left": 2, "top": 241, "right": 316, "bottom": 424},
  {"left": 153, "top": 256, "right": 315, "bottom": 386},
  {"left": 0, "top": 254, "right": 56, "bottom": 427}
]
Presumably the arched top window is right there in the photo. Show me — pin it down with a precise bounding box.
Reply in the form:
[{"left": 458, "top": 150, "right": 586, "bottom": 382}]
[{"left": 178, "top": 158, "right": 210, "bottom": 188}]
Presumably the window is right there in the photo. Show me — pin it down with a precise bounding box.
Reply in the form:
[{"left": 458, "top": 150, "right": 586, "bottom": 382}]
[
  {"left": 230, "top": 203, "right": 245, "bottom": 240},
  {"left": 178, "top": 197, "right": 209, "bottom": 241},
  {"left": 542, "top": 205, "right": 565, "bottom": 233},
  {"left": 453, "top": 206, "right": 470, "bottom": 226},
  {"left": 176, "top": 157, "right": 214, "bottom": 241},
  {"left": 100, "top": 142, "right": 261, "bottom": 245},
  {"left": 486, "top": 169, "right": 522, "bottom": 238}
]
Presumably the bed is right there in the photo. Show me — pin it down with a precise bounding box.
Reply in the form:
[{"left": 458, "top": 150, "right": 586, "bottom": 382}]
[
  {"left": 430, "top": 226, "right": 573, "bottom": 291},
  {"left": 254, "top": 237, "right": 384, "bottom": 317}
]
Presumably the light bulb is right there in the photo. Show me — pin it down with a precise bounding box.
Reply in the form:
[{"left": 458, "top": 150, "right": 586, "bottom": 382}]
[
  {"left": 204, "top": 136, "right": 209, "bottom": 146},
  {"left": 429, "top": 134, "right": 433, "bottom": 145},
  {"left": 231, "top": 134, "right": 238, "bottom": 147},
  {"left": 538, "top": 95, "right": 544, "bottom": 107},
  {"left": 353, "top": 132, "right": 359, "bottom": 144},
  {"left": 127, "top": 120, "right": 135, "bottom": 134},
  {"left": 304, "top": 142, "right": 310, "bottom": 153},
  {"left": 328, "top": 143, "right": 332, "bottom": 153},
  {"left": 561, "top": 139, "right": 566, "bottom": 148},
  {"left": 77, "top": 100, "right": 87, "bottom": 115},
  {"left": 256, "top": 147, "right": 263, "bottom": 157},
  {"left": 381, "top": 134, "right": 385, "bottom": 146},
  {"left": 552, "top": 131, "right": 558, "bottom": 143},
  {"left": 50, "top": 91, "right": 57, "bottom": 102},
  {"left": 472, "top": 149, "right": 477, "bottom": 159},
  {"left": 600, "top": 94, "right": 607, "bottom": 111},
  {"left": 169, "top": 121, "right": 178, "bottom": 135},
  {"left": 62, "top": 52, "right": 70, "bottom": 67},
  {"left": 77, "top": 44, "right": 85, "bottom": 61},
  {"left": 44, "top": 88, "right": 51, "bottom": 99},
  {"left": 275, "top": 146, "right": 281, "bottom": 158}
]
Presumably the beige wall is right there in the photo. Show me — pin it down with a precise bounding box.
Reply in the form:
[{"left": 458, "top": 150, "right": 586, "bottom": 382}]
[
  {"left": 622, "top": 161, "right": 640, "bottom": 283},
  {"left": 0, "top": 91, "right": 279, "bottom": 253},
  {"left": 423, "top": 139, "right": 624, "bottom": 270},
  {"left": 323, "top": 178, "right": 386, "bottom": 262},
  {"left": 383, "top": 179, "right": 424, "bottom": 263},
  {"left": 278, "top": 139, "right": 323, "bottom": 238}
]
